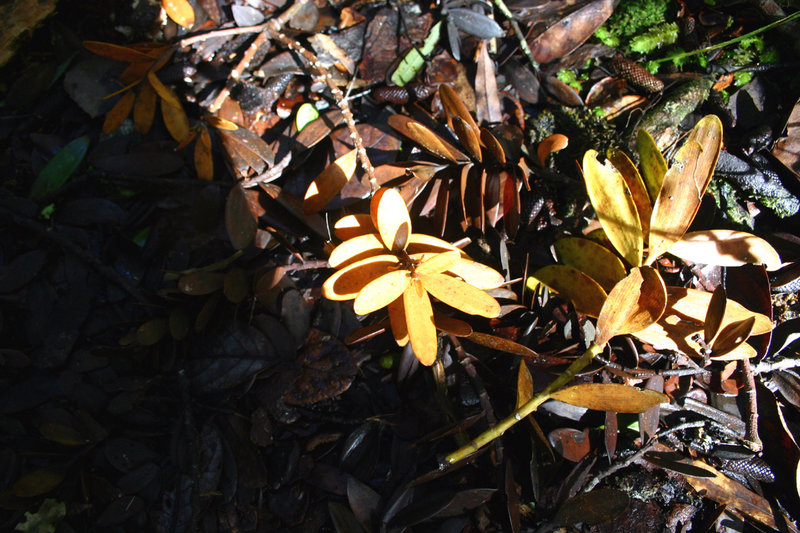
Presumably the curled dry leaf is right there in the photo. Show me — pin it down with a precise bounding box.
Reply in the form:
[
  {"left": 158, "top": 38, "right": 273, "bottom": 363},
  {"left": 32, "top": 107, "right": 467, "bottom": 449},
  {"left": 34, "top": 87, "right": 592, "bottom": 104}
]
[
  {"left": 549, "top": 383, "right": 668, "bottom": 414},
  {"left": 668, "top": 229, "right": 781, "bottom": 271}
]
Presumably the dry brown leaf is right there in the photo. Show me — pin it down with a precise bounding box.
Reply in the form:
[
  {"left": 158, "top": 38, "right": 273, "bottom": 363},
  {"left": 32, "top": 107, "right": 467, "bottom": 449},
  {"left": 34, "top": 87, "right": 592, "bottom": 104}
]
[
  {"left": 225, "top": 184, "right": 258, "bottom": 250},
  {"left": 527, "top": 0, "right": 614, "bottom": 64},
  {"left": 517, "top": 361, "right": 533, "bottom": 408},
  {"left": 333, "top": 214, "right": 375, "bottom": 240},
  {"left": 303, "top": 149, "right": 359, "bottom": 214},
  {"left": 387, "top": 114, "right": 467, "bottom": 162}
]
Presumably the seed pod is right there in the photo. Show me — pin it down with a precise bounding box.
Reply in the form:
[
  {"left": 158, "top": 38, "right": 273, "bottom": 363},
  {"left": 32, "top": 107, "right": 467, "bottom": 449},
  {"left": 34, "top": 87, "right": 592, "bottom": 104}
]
[
  {"left": 372, "top": 84, "right": 436, "bottom": 105},
  {"left": 608, "top": 54, "right": 664, "bottom": 94}
]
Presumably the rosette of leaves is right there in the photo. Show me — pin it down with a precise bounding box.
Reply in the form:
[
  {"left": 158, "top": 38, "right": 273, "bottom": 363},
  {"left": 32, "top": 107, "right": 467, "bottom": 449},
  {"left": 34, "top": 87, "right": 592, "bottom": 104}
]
[
  {"left": 530, "top": 115, "right": 776, "bottom": 359},
  {"left": 322, "top": 188, "right": 504, "bottom": 365},
  {"left": 380, "top": 84, "right": 529, "bottom": 237}
]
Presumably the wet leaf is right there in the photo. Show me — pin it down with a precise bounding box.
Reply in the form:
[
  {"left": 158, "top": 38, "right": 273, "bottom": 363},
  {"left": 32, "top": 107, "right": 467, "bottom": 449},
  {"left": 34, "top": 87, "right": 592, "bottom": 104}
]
[
  {"left": 353, "top": 270, "right": 410, "bottom": 315},
  {"left": 553, "top": 488, "right": 629, "bottom": 526},
  {"left": 582, "top": 149, "right": 643, "bottom": 267},
  {"left": 550, "top": 383, "right": 668, "bottom": 413},
  {"left": 103, "top": 90, "right": 135, "bottom": 134},
  {"left": 647, "top": 115, "right": 722, "bottom": 264},
  {"left": 595, "top": 266, "right": 666, "bottom": 346},
  {"left": 303, "top": 149, "right": 359, "bottom": 214},
  {"left": 669, "top": 230, "right": 781, "bottom": 271},
  {"left": 420, "top": 272, "right": 500, "bottom": 317},
  {"left": 371, "top": 187, "right": 411, "bottom": 252},
  {"left": 30, "top": 135, "right": 90, "bottom": 200},
  {"left": 553, "top": 237, "right": 626, "bottom": 292},
  {"left": 162, "top": 0, "right": 195, "bottom": 28},
  {"left": 527, "top": 0, "right": 614, "bottom": 64},
  {"left": 404, "top": 278, "right": 437, "bottom": 365},
  {"left": 637, "top": 128, "right": 668, "bottom": 203},
  {"left": 531, "top": 265, "right": 607, "bottom": 317}
]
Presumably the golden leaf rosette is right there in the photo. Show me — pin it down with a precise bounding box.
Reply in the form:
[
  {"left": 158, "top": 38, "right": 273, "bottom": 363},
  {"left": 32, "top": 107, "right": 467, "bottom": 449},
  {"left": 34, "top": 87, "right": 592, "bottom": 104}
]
[{"left": 323, "top": 188, "right": 504, "bottom": 365}]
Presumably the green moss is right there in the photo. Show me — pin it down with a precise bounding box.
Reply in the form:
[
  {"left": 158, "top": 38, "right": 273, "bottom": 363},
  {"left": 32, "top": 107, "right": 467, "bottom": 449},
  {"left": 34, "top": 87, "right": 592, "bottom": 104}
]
[
  {"left": 629, "top": 22, "right": 679, "bottom": 54},
  {"left": 557, "top": 69, "right": 582, "bottom": 91},
  {"left": 597, "top": 0, "right": 671, "bottom": 40}
]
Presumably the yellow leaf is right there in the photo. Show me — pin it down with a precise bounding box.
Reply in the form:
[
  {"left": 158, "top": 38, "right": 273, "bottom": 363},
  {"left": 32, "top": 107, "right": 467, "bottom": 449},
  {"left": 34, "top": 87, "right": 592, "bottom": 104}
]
[
  {"left": 333, "top": 214, "right": 375, "bottom": 240},
  {"left": 162, "top": 0, "right": 195, "bottom": 28},
  {"left": 403, "top": 278, "right": 437, "bottom": 365},
  {"left": 303, "top": 149, "right": 359, "bottom": 214},
  {"left": 416, "top": 250, "right": 462, "bottom": 275},
  {"left": 328, "top": 233, "right": 386, "bottom": 268},
  {"left": 103, "top": 90, "right": 135, "bottom": 134},
  {"left": 636, "top": 128, "right": 667, "bottom": 204},
  {"left": 595, "top": 266, "right": 666, "bottom": 346},
  {"left": 388, "top": 297, "right": 409, "bottom": 346},
  {"left": 669, "top": 229, "right": 781, "bottom": 271},
  {"left": 206, "top": 116, "right": 240, "bottom": 130},
  {"left": 322, "top": 255, "right": 398, "bottom": 300},
  {"left": 553, "top": 237, "right": 626, "bottom": 292},
  {"left": 606, "top": 147, "right": 652, "bottom": 238},
  {"left": 446, "top": 257, "right": 504, "bottom": 289},
  {"left": 161, "top": 98, "right": 190, "bottom": 142},
  {"left": 406, "top": 234, "right": 460, "bottom": 254},
  {"left": 582, "top": 149, "right": 643, "bottom": 266},
  {"left": 549, "top": 383, "right": 668, "bottom": 413},
  {"left": 194, "top": 127, "right": 214, "bottom": 180},
  {"left": 647, "top": 115, "right": 722, "bottom": 264},
  {"left": 371, "top": 188, "right": 411, "bottom": 252},
  {"left": 353, "top": 270, "right": 410, "bottom": 315},
  {"left": 134, "top": 80, "right": 157, "bottom": 134},
  {"left": 419, "top": 272, "right": 500, "bottom": 318},
  {"left": 531, "top": 265, "right": 607, "bottom": 317}
]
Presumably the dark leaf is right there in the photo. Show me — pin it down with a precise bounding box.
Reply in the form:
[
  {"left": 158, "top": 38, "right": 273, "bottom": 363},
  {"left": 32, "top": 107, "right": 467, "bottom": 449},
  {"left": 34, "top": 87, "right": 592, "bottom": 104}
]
[
  {"left": 448, "top": 8, "right": 504, "bottom": 39},
  {"left": 553, "top": 488, "right": 629, "bottom": 526},
  {"left": 30, "top": 135, "right": 90, "bottom": 200}
]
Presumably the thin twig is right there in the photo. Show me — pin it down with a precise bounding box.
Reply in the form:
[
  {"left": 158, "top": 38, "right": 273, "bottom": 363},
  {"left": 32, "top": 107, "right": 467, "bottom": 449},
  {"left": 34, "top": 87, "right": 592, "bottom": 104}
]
[
  {"left": 739, "top": 358, "right": 763, "bottom": 452},
  {"left": 491, "top": 0, "right": 538, "bottom": 73}
]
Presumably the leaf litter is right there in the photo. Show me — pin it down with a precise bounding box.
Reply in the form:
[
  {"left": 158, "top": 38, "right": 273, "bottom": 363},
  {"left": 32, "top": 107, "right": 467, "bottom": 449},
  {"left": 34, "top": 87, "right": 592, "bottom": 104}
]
[{"left": 1, "top": 0, "right": 800, "bottom": 531}]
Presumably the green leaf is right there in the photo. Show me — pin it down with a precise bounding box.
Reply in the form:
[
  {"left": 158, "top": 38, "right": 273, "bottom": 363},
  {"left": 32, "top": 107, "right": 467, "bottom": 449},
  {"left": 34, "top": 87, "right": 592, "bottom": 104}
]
[
  {"left": 30, "top": 135, "right": 90, "bottom": 200},
  {"left": 391, "top": 21, "right": 442, "bottom": 87},
  {"left": 15, "top": 499, "right": 66, "bottom": 533},
  {"left": 295, "top": 102, "right": 319, "bottom": 132}
]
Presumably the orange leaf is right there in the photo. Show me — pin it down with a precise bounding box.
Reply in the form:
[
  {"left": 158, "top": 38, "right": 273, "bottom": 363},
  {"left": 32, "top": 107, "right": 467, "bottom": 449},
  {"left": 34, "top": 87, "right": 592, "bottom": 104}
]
[
  {"left": 333, "top": 214, "right": 375, "bottom": 240},
  {"left": 403, "top": 278, "right": 437, "bottom": 365},
  {"left": 532, "top": 265, "right": 607, "bottom": 317},
  {"left": 553, "top": 237, "right": 626, "bottom": 292},
  {"left": 537, "top": 133, "right": 569, "bottom": 167},
  {"left": 433, "top": 313, "right": 472, "bottom": 336},
  {"left": 388, "top": 297, "right": 409, "bottom": 346},
  {"left": 162, "top": 0, "right": 195, "bottom": 28},
  {"left": 328, "top": 233, "right": 385, "bottom": 268},
  {"left": 303, "top": 149, "right": 358, "bottom": 214},
  {"left": 416, "top": 250, "right": 462, "bottom": 275},
  {"left": 103, "top": 90, "right": 135, "bottom": 134},
  {"left": 353, "top": 270, "right": 410, "bottom": 315},
  {"left": 549, "top": 383, "right": 668, "bottom": 413},
  {"left": 134, "top": 80, "right": 157, "bottom": 134},
  {"left": 439, "top": 84, "right": 479, "bottom": 136},
  {"left": 206, "top": 116, "right": 240, "bottom": 130},
  {"left": 595, "top": 266, "right": 666, "bottom": 346},
  {"left": 194, "top": 127, "right": 214, "bottom": 180},
  {"left": 446, "top": 257, "right": 504, "bottom": 290},
  {"left": 147, "top": 71, "right": 182, "bottom": 108},
  {"left": 161, "top": 98, "right": 190, "bottom": 142},
  {"left": 669, "top": 229, "right": 781, "bottom": 271},
  {"left": 83, "top": 41, "right": 159, "bottom": 62},
  {"left": 387, "top": 114, "right": 466, "bottom": 163},
  {"left": 517, "top": 361, "right": 533, "bottom": 408},
  {"left": 452, "top": 116, "right": 482, "bottom": 161},
  {"left": 371, "top": 188, "right": 411, "bottom": 252},
  {"left": 322, "top": 255, "right": 398, "bottom": 300},
  {"left": 419, "top": 272, "right": 500, "bottom": 318},
  {"left": 582, "top": 149, "right": 643, "bottom": 266},
  {"left": 647, "top": 115, "right": 722, "bottom": 264},
  {"left": 636, "top": 128, "right": 667, "bottom": 204}
]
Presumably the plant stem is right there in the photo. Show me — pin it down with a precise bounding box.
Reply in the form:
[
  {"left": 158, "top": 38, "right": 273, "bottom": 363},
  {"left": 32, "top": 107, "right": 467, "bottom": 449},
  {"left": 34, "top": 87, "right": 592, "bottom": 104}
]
[
  {"left": 651, "top": 10, "right": 800, "bottom": 65},
  {"left": 444, "top": 342, "right": 604, "bottom": 464}
]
